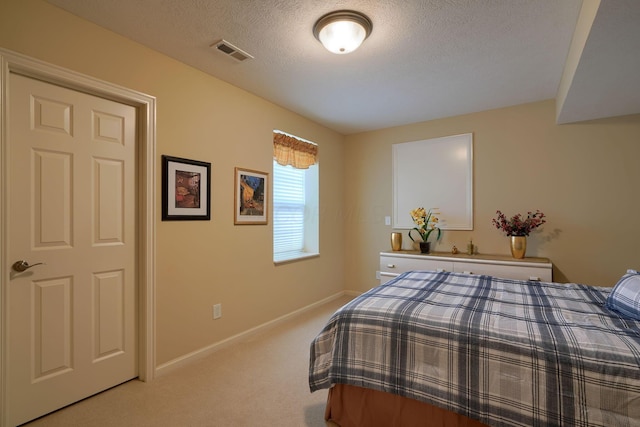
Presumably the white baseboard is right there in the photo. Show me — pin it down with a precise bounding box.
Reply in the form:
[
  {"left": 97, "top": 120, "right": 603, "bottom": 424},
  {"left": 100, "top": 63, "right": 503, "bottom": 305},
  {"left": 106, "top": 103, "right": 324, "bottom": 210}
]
[
  {"left": 343, "top": 289, "right": 361, "bottom": 297},
  {"left": 154, "top": 291, "right": 351, "bottom": 377}
]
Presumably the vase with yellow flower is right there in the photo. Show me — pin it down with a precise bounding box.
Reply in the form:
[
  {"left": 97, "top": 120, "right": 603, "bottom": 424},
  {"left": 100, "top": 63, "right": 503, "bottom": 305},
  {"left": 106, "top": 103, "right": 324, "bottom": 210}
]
[{"left": 408, "top": 208, "right": 442, "bottom": 253}]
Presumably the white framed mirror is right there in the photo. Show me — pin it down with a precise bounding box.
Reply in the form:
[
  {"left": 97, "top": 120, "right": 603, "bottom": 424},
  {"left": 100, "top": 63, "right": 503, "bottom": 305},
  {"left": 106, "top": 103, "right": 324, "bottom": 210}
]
[{"left": 392, "top": 133, "right": 473, "bottom": 230}]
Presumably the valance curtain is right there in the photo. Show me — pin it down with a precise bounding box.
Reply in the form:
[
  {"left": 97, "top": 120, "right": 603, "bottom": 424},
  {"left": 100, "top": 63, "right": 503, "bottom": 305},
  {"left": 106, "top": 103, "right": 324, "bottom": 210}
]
[{"left": 273, "top": 132, "right": 318, "bottom": 169}]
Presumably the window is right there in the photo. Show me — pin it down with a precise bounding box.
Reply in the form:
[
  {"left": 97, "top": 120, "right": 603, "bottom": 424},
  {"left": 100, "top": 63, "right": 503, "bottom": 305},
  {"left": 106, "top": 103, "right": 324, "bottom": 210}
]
[{"left": 272, "top": 132, "right": 318, "bottom": 263}]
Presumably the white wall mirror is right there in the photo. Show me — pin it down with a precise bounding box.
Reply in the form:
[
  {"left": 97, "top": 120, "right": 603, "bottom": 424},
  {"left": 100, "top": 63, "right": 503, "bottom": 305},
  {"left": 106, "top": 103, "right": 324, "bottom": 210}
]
[{"left": 392, "top": 133, "right": 473, "bottom": 230}]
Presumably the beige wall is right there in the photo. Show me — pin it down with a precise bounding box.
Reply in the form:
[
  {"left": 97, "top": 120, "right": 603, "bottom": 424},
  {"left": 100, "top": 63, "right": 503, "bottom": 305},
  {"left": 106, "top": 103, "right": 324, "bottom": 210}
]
[
  {"left": 0, "top": 0, "right": 345, "bottom": 365},
  {"left": 344, "top": 101, "right": 640, "bottom": 292}
]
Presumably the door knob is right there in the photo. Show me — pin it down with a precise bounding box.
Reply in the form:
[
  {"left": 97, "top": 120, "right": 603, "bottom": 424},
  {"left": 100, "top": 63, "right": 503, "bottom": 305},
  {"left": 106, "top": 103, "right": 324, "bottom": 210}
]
[{"left": 12, "top": 260, "right": 45, "bottom": 272}]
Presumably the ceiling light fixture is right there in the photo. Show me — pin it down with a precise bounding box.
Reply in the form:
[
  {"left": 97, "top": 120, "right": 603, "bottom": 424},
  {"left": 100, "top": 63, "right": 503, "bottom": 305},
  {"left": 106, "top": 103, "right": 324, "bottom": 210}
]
[{"left": 313, "top": 10, "right": 372, "bottom": 55}]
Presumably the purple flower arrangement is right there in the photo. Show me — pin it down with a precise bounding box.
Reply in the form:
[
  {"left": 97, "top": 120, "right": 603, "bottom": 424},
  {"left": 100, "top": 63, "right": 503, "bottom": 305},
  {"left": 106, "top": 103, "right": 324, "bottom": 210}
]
[{"left": 492, "top": 210, "right": 546, "bottom": 236}]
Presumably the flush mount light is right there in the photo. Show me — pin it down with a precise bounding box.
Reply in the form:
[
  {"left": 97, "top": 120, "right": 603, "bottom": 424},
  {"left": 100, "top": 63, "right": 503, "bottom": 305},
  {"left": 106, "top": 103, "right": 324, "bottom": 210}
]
[{"left": 313, "top": 10, "right": 372, "bottom": 54}]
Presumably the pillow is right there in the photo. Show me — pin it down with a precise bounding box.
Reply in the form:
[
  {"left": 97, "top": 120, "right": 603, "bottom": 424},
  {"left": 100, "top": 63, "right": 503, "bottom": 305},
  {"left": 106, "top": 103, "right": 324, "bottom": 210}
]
[{"left": 606, "top": 269, "right": 640, "bottom": 320}]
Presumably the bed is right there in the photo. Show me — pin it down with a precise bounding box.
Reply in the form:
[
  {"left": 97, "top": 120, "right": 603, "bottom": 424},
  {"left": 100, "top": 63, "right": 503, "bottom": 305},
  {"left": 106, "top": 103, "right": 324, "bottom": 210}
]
[{"left": 309, "top": 270, "right": 640, "bottom": 426}]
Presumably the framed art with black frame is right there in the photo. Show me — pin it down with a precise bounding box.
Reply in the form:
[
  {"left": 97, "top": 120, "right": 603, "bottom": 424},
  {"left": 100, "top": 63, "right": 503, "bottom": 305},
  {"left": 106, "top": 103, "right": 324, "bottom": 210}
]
[{"left": 162, "top": 155, "right": 211, "bottom": 221}]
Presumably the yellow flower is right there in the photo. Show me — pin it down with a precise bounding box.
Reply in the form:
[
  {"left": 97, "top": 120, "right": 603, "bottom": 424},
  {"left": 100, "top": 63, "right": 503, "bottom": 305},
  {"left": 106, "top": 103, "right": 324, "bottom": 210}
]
[{"left": 408, "top": 207, "right": 442, "bottom": 243}]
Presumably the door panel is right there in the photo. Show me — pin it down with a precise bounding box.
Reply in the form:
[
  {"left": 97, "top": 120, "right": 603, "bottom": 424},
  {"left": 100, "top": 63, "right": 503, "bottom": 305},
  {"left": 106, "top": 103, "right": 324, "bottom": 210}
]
[
  {"left": 7, "top": 73, "right": 137, "bottom": 426},
  {"left": 93, "top": 269, "right": 126, "bottom": 360},
  {"left": 34, "top": 277, "right": 73, "bottom": 379},
  {"left": 34, "top": 150, "right": 73, "bottom": 248},
  {"left": 94, "top": 158, "right": 125, "bottom": 244}
]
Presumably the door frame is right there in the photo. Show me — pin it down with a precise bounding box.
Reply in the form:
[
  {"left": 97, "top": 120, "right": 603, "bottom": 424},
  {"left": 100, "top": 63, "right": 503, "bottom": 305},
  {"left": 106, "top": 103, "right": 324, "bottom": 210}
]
[{"left": 0, "top": 48, "right": 157, "bottom": 425}]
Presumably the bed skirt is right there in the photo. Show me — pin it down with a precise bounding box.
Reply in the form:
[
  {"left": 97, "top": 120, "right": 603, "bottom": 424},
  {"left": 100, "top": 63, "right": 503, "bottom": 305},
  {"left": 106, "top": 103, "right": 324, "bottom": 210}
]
[{"left": 325, "top": 384, "right": 489, "bottom": 427}]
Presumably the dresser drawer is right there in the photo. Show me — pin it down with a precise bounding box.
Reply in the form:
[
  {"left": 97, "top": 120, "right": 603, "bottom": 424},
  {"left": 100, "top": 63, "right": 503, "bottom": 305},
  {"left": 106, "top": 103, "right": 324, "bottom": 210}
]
[
  {"left": 379, "top": 251, "right": 552, "bottom": 286},
  {"left": 380, "top": 255, "right": 453, "bottom": 274},
  {"left": 453, "top": 261, "right": 551, "bottom": 282}
]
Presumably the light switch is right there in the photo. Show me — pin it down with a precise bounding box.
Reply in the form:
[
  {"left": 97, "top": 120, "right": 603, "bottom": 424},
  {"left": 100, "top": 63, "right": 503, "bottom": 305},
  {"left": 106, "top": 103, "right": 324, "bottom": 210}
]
[{"left": 384, "top": 216, "right": 391, "bottom": 225}]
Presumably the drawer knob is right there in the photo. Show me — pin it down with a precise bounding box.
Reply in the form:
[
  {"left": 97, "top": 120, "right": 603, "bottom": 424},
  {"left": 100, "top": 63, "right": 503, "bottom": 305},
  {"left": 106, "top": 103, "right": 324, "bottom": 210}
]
[{"left": 387, "top": 264, "right": 396, "bottom": 268}]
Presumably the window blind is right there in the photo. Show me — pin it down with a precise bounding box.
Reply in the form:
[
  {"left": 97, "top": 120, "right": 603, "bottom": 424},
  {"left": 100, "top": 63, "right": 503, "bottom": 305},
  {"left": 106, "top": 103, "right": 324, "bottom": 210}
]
[{"left": 273, "top": 161, "right": 306, "bottom": 259}]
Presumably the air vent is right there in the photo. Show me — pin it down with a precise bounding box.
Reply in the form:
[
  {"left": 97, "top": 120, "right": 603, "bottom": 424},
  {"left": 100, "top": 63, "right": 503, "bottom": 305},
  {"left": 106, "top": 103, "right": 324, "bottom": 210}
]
[{"left": 211, "top": 40, "right": 254, "bottom": 62}]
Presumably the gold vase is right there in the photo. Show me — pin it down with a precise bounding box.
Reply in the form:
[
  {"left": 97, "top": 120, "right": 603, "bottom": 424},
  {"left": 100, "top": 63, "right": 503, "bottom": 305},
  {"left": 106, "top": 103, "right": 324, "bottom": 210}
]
[
  {"left": 510, "top": 236, "right": 527, "bottom": 259},
  {"left": 391, "top": 232, "right": 402, "bottom": 251}
]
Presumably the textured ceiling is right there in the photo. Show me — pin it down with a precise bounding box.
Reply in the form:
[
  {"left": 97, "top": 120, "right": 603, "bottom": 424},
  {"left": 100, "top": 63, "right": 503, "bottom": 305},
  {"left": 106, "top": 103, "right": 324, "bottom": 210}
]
[{"left": 46, "top": 0, "right": 640, "bottom": 135}]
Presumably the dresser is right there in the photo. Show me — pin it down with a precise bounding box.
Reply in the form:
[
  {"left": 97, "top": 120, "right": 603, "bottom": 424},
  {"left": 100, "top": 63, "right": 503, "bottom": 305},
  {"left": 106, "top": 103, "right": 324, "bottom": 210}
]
[{"left": 380, "top": 250, "right": 552, "bottom": 285}]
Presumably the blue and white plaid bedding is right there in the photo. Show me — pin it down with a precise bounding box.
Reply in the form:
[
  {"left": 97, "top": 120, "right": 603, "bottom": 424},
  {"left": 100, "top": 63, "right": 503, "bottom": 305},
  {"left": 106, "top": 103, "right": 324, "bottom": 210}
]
[{"left": 309, "top": 271, "right": 640, "bottom": 426}]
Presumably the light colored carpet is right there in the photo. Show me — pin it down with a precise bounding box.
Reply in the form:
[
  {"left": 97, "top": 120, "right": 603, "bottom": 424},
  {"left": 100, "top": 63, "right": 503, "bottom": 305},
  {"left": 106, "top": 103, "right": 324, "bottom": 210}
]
[{"left": 23, "top": 295, "right": 353, "bottom": 427}]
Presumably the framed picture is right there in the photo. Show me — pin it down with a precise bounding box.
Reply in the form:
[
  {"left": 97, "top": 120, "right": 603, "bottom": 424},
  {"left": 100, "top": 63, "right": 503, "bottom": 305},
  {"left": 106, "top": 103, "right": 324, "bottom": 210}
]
[
  {"left": 234, "top": 167, "right": 268, "bottom": 225},
  {"left": 162, "top": 155, "right": 211, "bottom": 221}
]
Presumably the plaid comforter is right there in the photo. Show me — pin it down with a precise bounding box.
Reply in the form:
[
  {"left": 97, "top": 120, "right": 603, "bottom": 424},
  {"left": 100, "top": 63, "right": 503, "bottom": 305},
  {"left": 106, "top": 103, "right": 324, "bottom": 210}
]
[{"left": 309, "top": 271, "right": 640, "bottom": 426}]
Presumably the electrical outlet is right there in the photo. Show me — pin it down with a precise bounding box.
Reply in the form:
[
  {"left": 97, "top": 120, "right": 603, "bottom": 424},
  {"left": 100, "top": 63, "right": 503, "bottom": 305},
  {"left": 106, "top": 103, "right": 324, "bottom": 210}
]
[
  {"left": 376, "top": 271, "right": 380, "bottom": 279},
  {"left": 213, "top": 303, "right": 222, "bottom": 319},
  {"left": 384, "top": 216, "right": 391, "bottom": 226}
]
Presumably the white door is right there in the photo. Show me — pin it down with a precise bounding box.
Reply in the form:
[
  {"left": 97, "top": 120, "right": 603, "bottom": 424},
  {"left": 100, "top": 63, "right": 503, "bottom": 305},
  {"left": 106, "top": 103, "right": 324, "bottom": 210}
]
[{"left": 6, "top": 73, "right": 137, "bottom": 426}]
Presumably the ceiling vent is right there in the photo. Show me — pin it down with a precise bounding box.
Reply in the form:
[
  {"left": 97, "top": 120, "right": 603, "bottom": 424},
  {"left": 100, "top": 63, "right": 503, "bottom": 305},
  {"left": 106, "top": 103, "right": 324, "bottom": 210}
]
[{"left": 211, "top": 40, "right": 254, "bottom": 62}]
